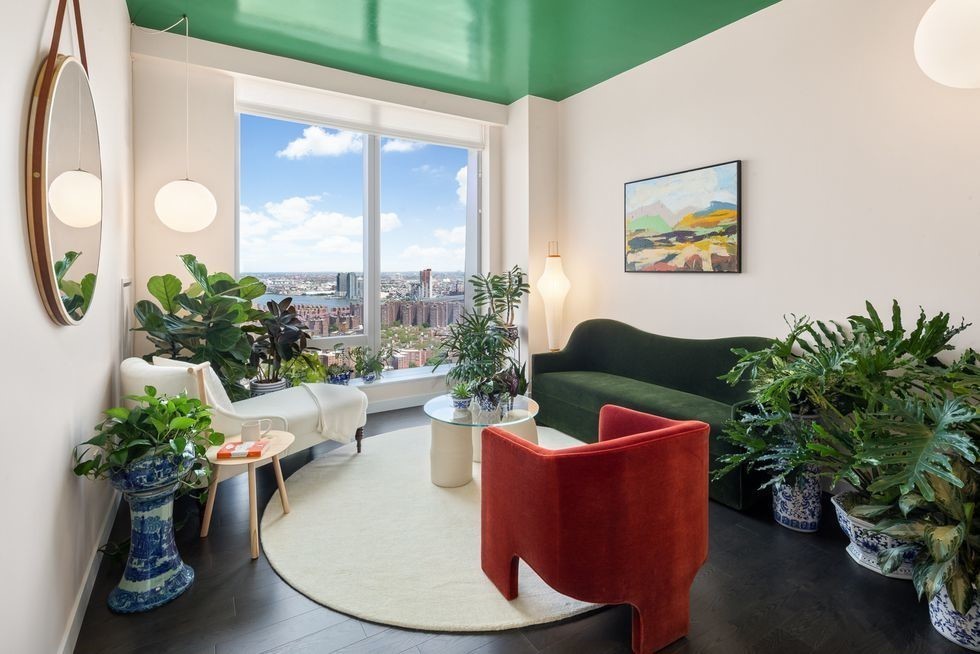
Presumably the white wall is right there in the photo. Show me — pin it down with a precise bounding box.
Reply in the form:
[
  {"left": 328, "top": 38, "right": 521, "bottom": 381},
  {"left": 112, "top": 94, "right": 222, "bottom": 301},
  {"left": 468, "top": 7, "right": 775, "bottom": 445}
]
[
  {"left": 132, "top": 57, "right": 236, "bottom": 316},
  {"left": 500, "top": 96, "right": 559, "bottom": 355},
  {"left": 0, "top": 1, "right": 133, "bottom": 651},
  {"left": 558, "top": 0, "right": 980, "bottom": 351}
]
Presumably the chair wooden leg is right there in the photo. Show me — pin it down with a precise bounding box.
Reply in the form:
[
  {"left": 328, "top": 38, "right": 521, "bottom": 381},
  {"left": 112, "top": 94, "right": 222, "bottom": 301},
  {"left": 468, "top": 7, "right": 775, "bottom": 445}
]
[
  {"left": 272, "top": 455, "right": 290, "bottom": 514},
  {"left": 200, "top": 475, "right": 218, "bottom": 538},
  {"left": 355, "top": 426, "right": 364, "bottom": 453},
  {"left": 631, "top": 590, "right": 691, "bottom": 653},
  {"left": 248, "top": 462, "right": 259, "bottom": 560}
]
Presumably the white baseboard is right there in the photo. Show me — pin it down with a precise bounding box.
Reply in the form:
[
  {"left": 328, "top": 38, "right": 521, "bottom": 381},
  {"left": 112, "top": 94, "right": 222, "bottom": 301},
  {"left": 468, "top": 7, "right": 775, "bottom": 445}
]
[
  {"left": 59, "top": 490, "right": 121, "bottom": 654},
  {"left": 367, "top": 391, "right": 443, "bottom": 414}
]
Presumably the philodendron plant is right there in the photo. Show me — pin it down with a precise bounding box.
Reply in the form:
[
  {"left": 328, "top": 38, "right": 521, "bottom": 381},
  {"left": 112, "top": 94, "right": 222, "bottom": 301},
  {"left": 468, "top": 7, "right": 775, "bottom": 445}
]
[{"left": 72, "top": 385, "right": 224, "bottom": 491}]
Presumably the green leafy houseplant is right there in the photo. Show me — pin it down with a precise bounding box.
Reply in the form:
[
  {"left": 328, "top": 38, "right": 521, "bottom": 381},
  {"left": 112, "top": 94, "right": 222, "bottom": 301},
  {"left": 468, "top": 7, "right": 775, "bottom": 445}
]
[
  {"left": 72, "top": 386, "right": 224, "bottom": 489},
  {"left": 347, "top": 344, "right": 393, "bottom": 380},
  {"left": 251, "top": 298, "right": 312, "bottom": 384},
  {"left": 470, "top": 265, "right": 530, "bottom": 326},
  {"left": 450, "top": 382, "right": 472, "bottom": 400},
  {"left": 715, "top": 301, "right": 974, "bottom": 499},
  {"left": 280, "top": 351, "right": 326, "bottom": 386},
  {"left": 55, "top": 250, "right": 96, "bottom": 320},
  {"left": 430, "top": 311, "right": 516, "bottom": 394},
  {"left": 133, "top": 254, "right": 267, "bottom": 401}
]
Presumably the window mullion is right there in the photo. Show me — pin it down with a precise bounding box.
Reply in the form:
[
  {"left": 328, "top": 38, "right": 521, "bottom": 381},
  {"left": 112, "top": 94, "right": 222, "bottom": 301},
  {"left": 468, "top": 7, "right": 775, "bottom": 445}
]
[{"left": 365, "top": 134, "right": 381, "bottom": 352}]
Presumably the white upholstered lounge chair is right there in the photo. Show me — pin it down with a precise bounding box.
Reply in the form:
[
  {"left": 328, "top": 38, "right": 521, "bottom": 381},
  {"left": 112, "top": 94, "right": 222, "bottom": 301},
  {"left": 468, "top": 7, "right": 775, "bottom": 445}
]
[{"left": 120, "top": 357, "right": 368, "bottom": 481}]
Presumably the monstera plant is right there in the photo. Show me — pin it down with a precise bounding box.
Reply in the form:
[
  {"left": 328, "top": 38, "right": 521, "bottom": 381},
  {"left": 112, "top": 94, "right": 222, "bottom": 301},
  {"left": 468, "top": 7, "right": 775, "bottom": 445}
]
[{"left": 133, "top": 254, "right": 267, "bottom": 401}]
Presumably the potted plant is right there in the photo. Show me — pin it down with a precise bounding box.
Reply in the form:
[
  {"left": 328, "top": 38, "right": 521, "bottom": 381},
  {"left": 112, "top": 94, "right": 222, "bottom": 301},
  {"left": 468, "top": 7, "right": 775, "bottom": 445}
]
[
  {"left": 72, "top": 386, "right": 224, "bottom": 613},
  {"left": 250, "top": 298, "right": 312, "bottom": 395},
  {"left": 348, "top": 344, "right": 393, "bottom": 383},
  {"left": 862, "top": 395, "right": 980, "bottom": 649},
  {"left": 133, "top": 254, "right": 267, "bottom": 401},
  {"left": 431, "top": 311, "right": 515, "bottom": 414},
  {"left": 470, "top": 265, "right": 530, "bottom": 340},
  {"left": 450, "top": 382, "right": 473, "bottom": 410},
  {"left": 280, "top": 350, "right": 325, "bottom": 386},
  {"left": 717, "top": 301, "right": 975, "bottom": 577}
]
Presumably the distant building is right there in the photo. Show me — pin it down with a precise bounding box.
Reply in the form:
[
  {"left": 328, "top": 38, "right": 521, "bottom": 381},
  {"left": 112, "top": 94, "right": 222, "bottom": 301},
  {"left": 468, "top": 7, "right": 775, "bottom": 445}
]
[{"left": 419, "top": 268, "right": 432, "bottom": 299}]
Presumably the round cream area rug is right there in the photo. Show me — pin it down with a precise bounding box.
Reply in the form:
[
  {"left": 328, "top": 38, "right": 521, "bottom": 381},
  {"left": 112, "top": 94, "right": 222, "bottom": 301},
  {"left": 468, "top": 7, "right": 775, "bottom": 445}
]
[{"left": 260, "top": 425, "right": 600, "bottom": 631}]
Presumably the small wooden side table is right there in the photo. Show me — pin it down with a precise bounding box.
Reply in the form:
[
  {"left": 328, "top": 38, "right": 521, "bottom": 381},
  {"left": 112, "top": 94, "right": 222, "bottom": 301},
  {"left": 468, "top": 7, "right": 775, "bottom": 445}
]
[{"left": 202, "top": 430, "right": 295, "bottom": 559}]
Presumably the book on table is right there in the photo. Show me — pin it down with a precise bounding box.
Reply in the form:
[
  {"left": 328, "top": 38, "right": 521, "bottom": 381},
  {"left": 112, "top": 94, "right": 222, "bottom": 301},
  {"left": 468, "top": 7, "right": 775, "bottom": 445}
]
[{"left": 216, "top": 439, "right": 271, "bottom": 459}]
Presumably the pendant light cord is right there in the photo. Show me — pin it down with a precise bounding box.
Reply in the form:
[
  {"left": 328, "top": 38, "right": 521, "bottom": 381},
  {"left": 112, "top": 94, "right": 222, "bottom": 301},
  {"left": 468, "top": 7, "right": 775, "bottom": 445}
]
[
  {"left": 184, "top": 14, "right": 190, "bottom": 181},
  {"left": 132, "top": 15, "right": 191, "bottom": 179}
]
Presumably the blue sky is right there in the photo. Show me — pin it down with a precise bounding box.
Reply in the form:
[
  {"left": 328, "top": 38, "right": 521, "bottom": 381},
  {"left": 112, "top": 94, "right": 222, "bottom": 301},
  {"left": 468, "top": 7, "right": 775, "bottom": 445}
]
[{"left": 239, "top": 113, "right": 468, "bottom": 273}]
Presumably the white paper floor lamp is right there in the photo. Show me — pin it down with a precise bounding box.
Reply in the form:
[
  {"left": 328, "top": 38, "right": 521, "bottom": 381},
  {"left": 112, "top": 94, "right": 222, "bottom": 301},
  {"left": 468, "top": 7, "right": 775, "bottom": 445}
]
[{"left": 536, "top": 241, "right": 571, "bottom": 352}]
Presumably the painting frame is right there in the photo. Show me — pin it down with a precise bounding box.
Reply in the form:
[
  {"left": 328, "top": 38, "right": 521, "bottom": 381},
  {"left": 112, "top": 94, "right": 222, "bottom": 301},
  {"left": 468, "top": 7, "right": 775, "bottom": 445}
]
[{"left": 624, "top": 160, "right": 742, "bottom": 274}]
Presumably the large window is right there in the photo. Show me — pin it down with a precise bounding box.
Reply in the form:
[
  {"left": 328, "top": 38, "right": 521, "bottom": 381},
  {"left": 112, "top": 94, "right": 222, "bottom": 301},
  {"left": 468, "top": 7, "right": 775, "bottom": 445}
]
[{"left": 239, "top": 113, "right": 478, "bottom": 370}]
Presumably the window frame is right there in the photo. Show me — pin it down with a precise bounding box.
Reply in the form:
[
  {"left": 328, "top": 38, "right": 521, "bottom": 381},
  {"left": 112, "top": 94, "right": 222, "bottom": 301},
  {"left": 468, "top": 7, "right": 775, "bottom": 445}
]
[{"left": 235, "top": 110, "right": 482, "bottom": 358}]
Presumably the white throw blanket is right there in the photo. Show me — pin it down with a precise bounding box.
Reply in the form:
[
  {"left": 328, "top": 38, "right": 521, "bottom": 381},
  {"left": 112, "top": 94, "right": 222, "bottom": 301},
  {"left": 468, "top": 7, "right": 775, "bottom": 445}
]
[{"left": 301, "top": 383, "right": 369, "bottom": 443}]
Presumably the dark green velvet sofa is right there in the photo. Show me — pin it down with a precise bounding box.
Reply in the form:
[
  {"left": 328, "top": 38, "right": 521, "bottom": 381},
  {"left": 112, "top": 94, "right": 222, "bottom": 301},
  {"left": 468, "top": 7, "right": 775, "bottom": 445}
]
[{"left": 530, "top": 319, "right": 771, "bottom": 510}]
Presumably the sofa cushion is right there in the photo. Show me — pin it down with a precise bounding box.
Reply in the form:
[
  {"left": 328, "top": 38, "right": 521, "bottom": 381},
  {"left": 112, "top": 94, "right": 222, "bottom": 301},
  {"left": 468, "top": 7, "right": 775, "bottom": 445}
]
[
  {"left": 534, "top": 371, "right": 732, "bottom": 433},
  {"left": 230, "top": 386, "right": 321, "bottom": 436}
]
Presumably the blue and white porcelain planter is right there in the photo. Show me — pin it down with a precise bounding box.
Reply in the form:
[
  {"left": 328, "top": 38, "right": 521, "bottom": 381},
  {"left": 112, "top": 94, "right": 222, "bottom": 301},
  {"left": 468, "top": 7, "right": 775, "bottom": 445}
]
[
  {"left": 772, "top": 468, "right": 822, "bottom": 533},
  {"left": 361, "top": 372, "right": 378, "bottom": 384},
  {"left": 451, "top": 396, "right": 472, "bottom": 411},
  {"left": 830, "top": 492, "right": 920, "bottom": 579},
  {"left": 930, "top": 585, "right": 980, "bottom": 651},
  {"left": 328, "top": 371, "right": 352, "bottom": 385},
  {"left": 107, "top": 449, "right": 195, "bottom": 613}
]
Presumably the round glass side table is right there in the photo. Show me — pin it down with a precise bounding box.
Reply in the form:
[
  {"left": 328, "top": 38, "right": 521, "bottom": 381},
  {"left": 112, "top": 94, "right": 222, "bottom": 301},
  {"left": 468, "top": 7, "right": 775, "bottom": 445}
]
[{"left": 423, "top": 394, "right": 539, "bottom": 488}]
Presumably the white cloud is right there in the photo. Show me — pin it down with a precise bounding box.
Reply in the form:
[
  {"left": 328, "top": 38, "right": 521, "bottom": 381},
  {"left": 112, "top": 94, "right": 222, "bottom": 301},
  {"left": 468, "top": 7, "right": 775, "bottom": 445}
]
[
  {"left": 240, "top": 205, "right": 278, "bottom": 238},
  {"left": 434, "top": 225, "right": 466, "bottom": 245},
  {"left": 264, "top": 196, "right": 316, "bottom": 223},
  {"left": 455, "top": 165, "right": 467, "bottom": 204},
  {"left": 276, "top": 126, "right": 363, "bottom": 159},
  {"left": 412, "top": 164, "right": 445, "bottom": 175},
  {"left": 381, "top": 212, "right": 402, "bottom": 232},
  {"left": 382, "top": 138, "right": 426, "bottom": 153},
  {"left": 398, "top": 244, "right": 466, "bottom": 270}
]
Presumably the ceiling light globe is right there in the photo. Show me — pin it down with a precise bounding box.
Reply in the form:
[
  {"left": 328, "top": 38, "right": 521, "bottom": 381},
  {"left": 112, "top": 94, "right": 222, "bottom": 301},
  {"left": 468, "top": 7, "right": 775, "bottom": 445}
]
[
  {"left": 915, "top": 0, "right": 980, "bottom": 89},
  {"left": 154, "top": 179, "right": 217, "bottom": 232},
  {"left": 48, "top": 169, "right": 102, "bottom": 228}
]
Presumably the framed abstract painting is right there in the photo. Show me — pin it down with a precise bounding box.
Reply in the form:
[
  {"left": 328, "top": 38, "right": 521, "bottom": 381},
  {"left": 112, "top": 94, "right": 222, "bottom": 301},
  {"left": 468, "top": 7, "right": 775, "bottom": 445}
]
[{"left": 624, "top": 160, "right": 741, "bottom": 273}]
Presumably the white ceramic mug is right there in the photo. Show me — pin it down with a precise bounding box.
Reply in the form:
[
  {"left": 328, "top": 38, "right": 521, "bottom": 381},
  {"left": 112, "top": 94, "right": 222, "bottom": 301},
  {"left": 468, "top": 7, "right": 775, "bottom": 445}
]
[{"left": 241, "top": 419, "right": 272, "bottom": 440}]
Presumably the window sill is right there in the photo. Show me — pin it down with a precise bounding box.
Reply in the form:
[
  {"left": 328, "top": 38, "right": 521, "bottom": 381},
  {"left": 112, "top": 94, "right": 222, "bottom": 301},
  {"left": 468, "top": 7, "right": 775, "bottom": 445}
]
[{"left": 348, "top": 365, "right": 447, "bottom": 388}]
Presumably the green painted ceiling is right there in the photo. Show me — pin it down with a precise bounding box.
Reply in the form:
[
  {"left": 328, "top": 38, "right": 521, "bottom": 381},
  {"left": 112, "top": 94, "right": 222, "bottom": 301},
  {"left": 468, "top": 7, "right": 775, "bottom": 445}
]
[{"left": 127, "top": 0, "right": 779, "bottom": 104}]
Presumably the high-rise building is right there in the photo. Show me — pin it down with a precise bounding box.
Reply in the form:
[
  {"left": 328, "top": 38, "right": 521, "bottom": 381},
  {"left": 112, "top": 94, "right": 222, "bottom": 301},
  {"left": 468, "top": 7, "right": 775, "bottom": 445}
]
[
  {"left": 336, "top": 272, "right": 349, "bottom": 297},
  {"left": 419, "top": 268, "right": 432, "bottom": 299}
]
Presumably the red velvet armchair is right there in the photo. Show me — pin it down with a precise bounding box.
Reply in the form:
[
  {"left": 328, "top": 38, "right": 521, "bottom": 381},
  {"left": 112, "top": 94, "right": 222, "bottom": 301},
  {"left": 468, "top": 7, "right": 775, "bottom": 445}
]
[{"left": 481, "top": 405, "right": 710, "bottom": 653}]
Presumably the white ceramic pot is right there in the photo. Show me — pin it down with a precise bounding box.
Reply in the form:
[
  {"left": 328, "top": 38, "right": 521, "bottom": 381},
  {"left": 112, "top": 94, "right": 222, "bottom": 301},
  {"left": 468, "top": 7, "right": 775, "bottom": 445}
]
[
  {"left": 830, "top": 492, "right": 920, "bottom": 579},
  {"left": 250, "top": 378, "right": 289, "bottom": 396},
  {"left": 930, "top": 585, "right": 980, "bottom": 651}
]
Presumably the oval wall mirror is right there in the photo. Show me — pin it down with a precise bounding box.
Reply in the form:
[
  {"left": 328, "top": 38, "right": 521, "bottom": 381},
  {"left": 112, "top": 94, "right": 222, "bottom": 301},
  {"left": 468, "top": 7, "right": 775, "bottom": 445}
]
[{"left": 27, "top": 54, "right": 103, "bottom": 325}]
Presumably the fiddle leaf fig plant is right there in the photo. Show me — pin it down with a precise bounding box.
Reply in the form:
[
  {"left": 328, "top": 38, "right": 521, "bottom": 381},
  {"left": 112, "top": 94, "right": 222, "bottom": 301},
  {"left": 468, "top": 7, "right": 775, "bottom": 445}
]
[
  {"left": 55, "top": 250, "right": 96, "bottom": 320},
  {"left": 133, "top": 254, "right": 268, "bottom": 401}
]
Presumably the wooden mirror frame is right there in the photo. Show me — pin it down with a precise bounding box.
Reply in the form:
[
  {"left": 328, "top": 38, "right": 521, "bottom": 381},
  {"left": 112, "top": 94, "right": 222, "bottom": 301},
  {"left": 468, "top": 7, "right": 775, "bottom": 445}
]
[{"left": 26, "top": 0, "right": 98, "bottom": 326}]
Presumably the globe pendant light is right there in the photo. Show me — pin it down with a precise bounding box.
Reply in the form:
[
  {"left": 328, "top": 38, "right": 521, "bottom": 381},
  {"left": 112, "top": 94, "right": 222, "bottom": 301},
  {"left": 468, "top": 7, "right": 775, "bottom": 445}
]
[
  {"left": 49, "top": 169, "right": 101, "bottom": 228},
  {"left": 536, "top": 241, "right": 571, "bottom": 352},
  {"left": 915, "top": 0, "right": 980, "bottom": 88},
  {"left": 49, "top": 73, "right": 101, "bottom": 228},
  {"left": 155, "top": 15, "right": 216, "bottom": 232}
]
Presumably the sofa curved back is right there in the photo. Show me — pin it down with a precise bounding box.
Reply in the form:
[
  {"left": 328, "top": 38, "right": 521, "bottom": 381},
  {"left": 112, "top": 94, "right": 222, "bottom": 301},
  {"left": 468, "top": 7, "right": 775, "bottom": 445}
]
[{"left": 558, "top": 319, "right": 770, "bottom": 404}]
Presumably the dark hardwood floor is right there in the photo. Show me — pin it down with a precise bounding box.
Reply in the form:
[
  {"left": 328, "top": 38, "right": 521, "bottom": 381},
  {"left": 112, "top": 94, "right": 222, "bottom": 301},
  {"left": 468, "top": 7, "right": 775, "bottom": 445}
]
[{"left": 76, "top": 408, "right": 960, "bottom": 654}]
